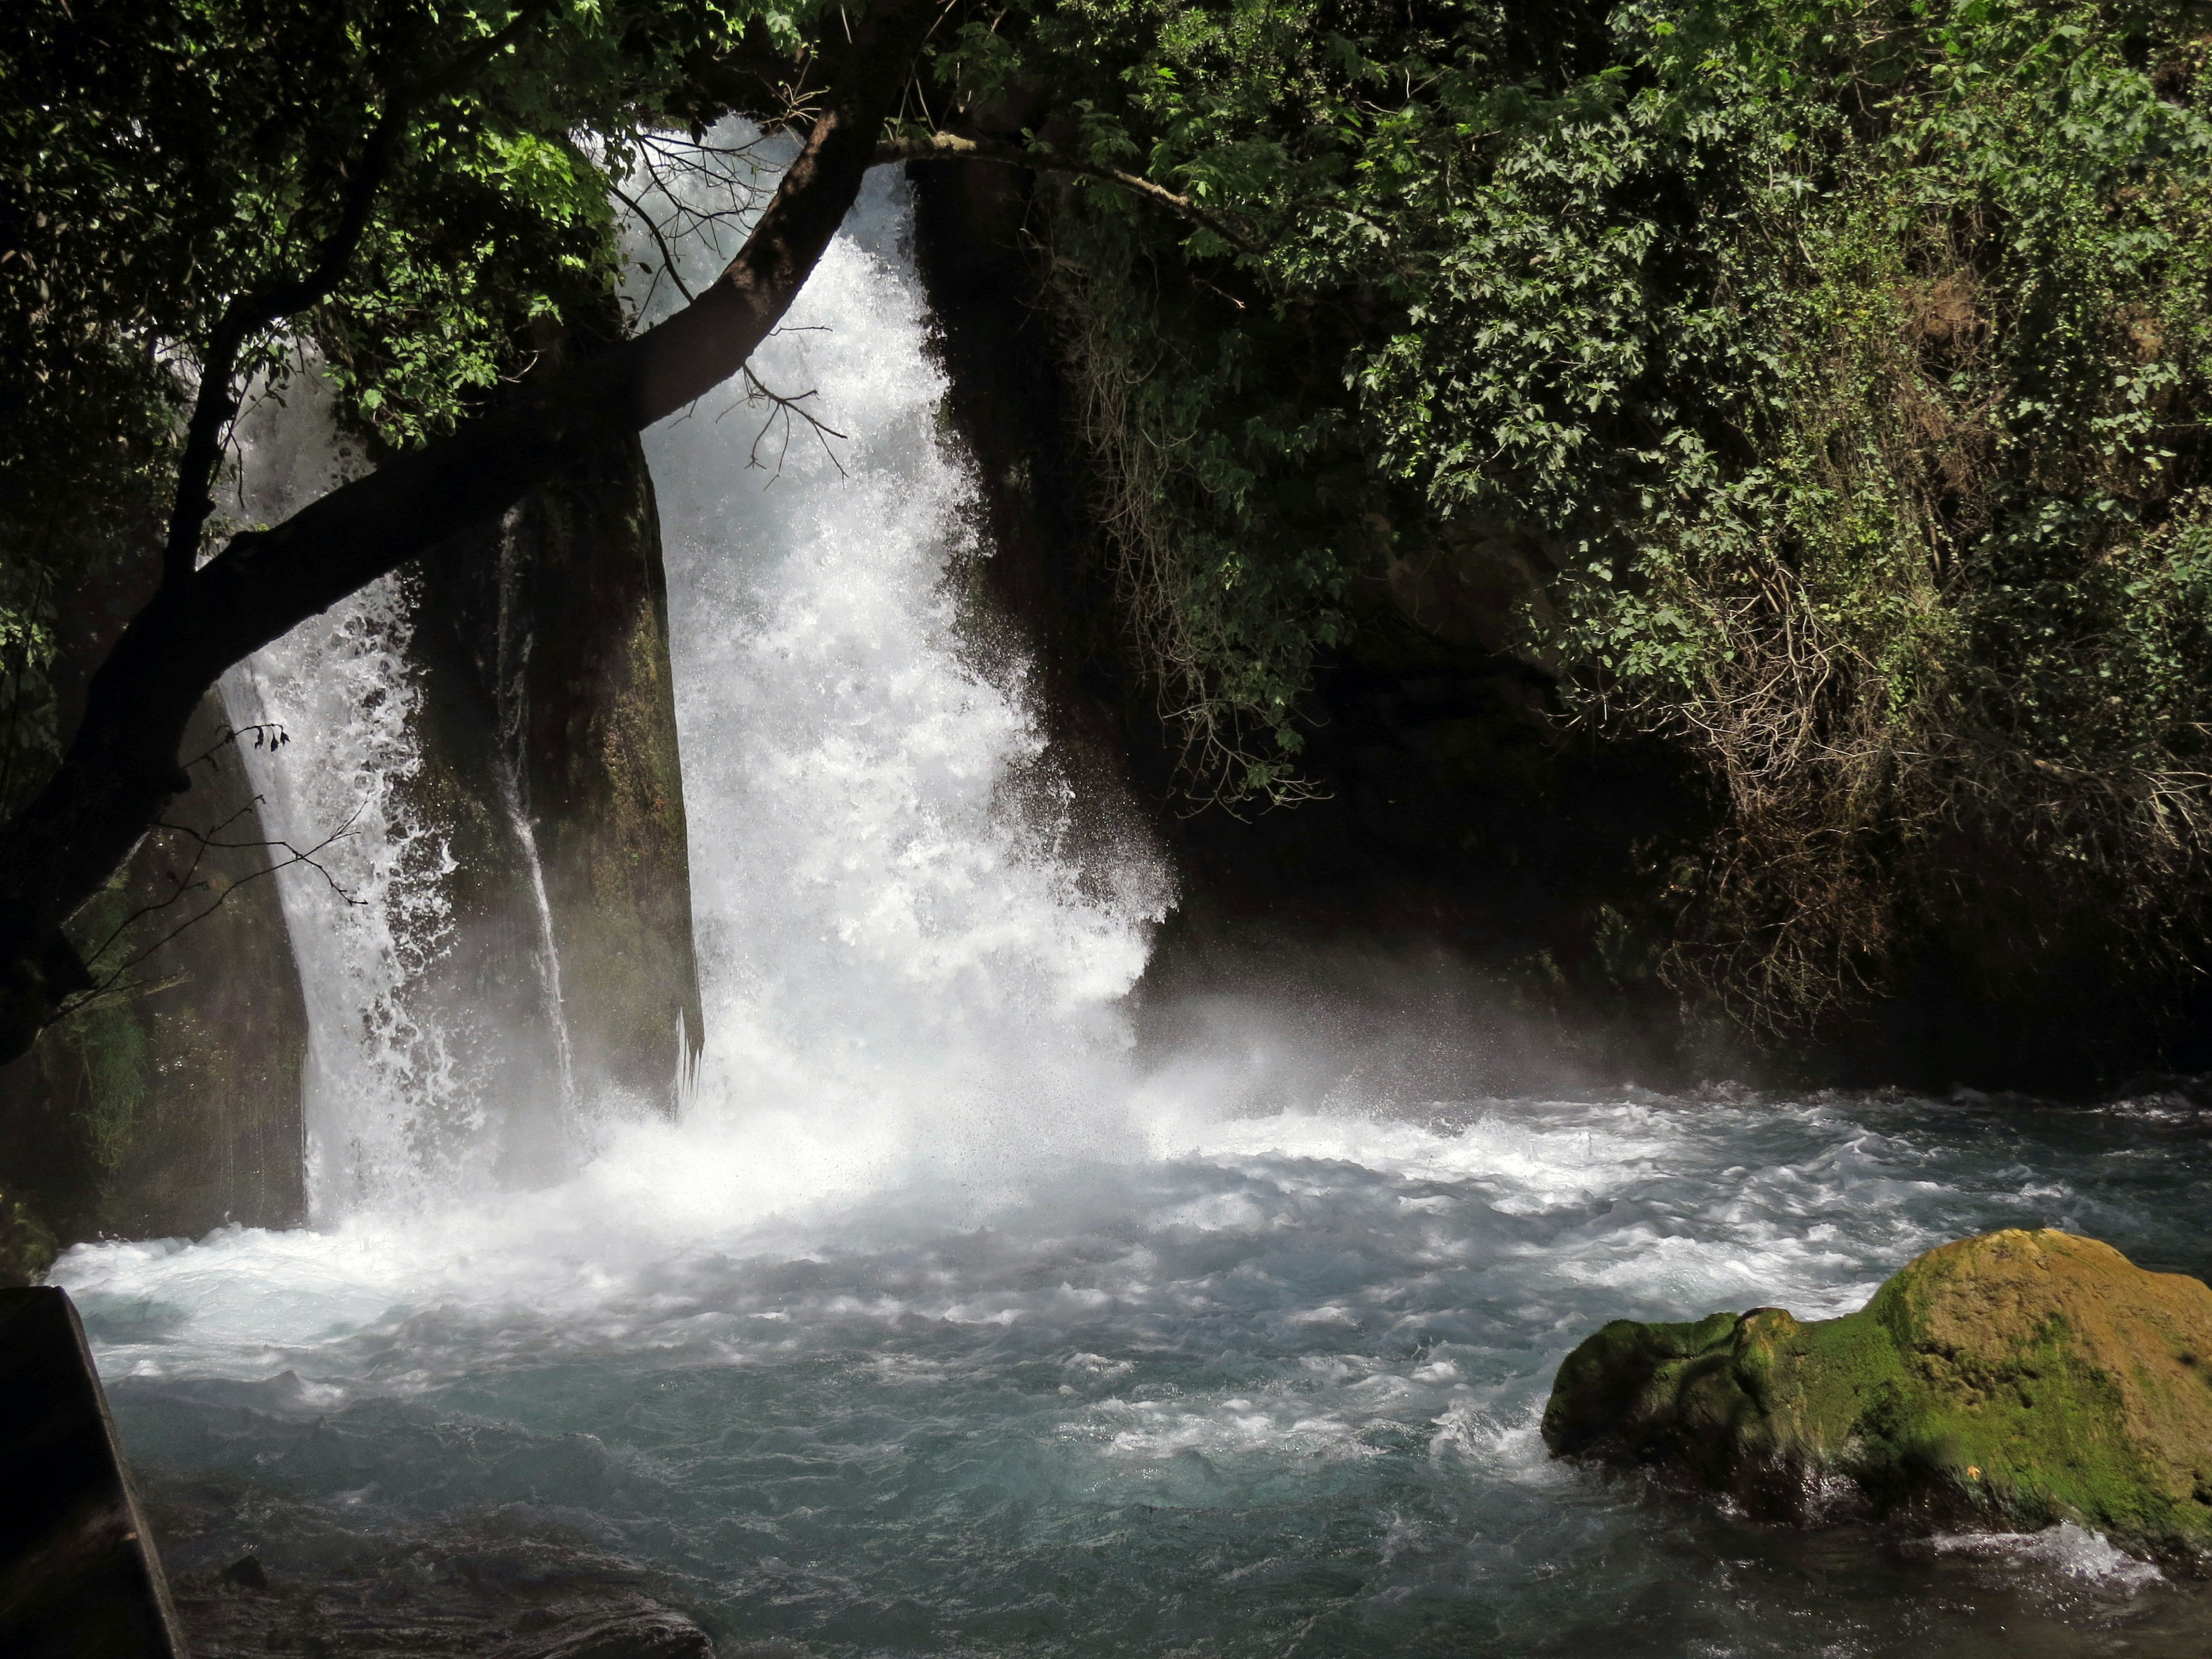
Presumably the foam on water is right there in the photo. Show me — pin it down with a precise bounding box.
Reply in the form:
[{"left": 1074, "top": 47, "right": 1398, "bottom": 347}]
[
  {"left": 59, "top": 1085, "right": 2212, "bottom": 1653},
  {"left": 1930, "top": 1522, "right": 2167, "bottom": 1592}
]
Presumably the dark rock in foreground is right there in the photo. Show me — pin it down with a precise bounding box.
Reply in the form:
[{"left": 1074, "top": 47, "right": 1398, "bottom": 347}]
[
  {"left": 1544, "top": 1228, "right": 2212, "bottom": 1561},
  {"left": 0, "top": 1287, "right": 187, "bottom": 1657}
]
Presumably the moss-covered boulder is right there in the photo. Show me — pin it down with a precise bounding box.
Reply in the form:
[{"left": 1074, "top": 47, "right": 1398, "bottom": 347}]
[{"left": 1544, "top": 1229, "right": 2212, "bottom": 1560}]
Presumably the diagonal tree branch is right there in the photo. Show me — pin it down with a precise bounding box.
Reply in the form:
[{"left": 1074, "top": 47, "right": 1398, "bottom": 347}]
[
  {"left": 609, "top": 176, "right": 700, "bottom": 304},
  {"left": 160, "top": 1, "right": 558, "bottom": 585}
]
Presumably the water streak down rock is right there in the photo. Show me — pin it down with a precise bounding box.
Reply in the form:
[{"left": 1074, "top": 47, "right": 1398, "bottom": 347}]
[
  {"left": 409, "top": 427, "right": 703, "bottom": 1143},
  {"left": 1544, "top": 1229, "right": 2212, "bottom": 1561}
]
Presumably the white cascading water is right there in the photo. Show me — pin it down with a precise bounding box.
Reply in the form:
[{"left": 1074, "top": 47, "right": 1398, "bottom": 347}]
[
  {"left": 50, "top": 130, "right": 2211, "bottom": 1655},
  {"left": 640, "top": 132, "right": 1167, "bottom": 1205},
  {"left": 142, "top": 127, "right": 1166, "bottom": 1260},
  {"left": 218, "top": 378, "right": 479, "bottom": 1211}
]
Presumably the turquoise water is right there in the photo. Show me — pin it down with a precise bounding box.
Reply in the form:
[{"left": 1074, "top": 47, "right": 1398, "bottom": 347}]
[
  {"left": 84, "top": 136, "right": 2212, "bottom": 1658},
  {"left": 66, "top": 1082, "right": 2212, "bottom": 1656}
]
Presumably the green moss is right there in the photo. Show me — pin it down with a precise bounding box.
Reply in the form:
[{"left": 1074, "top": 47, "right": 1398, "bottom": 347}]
[
  {"left": 32, "top": 877, "right": 154, "bottom": 1178},
  {"left": 74, "top": 995, "right": 149, "bottom": 1174},
  {"left": 0, "top": 1190, "right": 58, "bottom": 1286},
  {"left": 1545, "top": 1230, "right": 2212, "bottom": 1559}
]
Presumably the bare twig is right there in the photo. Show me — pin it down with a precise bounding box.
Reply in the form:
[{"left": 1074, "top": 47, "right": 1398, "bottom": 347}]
[
  {"left": 181, "top": 721, "right": 289, "bottom": 778},
  {"left": 873, "top": 132, "right": 1265, "bottom": 257},
  {"left": 611, "top": 176, "right": 698, "bottom": 304},
  {"left": 729, "top": 363, "right": 850, "bottom": 477},
  {"left": 52, "top": 806, "right": 366, "bottom": 1031}
]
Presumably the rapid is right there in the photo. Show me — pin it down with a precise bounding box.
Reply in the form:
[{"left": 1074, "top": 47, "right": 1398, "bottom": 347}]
[{"left": 50, "top": 135, "right": 2212, "bottom": 1657}]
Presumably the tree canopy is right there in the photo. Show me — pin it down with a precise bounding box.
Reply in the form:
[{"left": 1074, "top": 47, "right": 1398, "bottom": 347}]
[
  {"left": 5, "top": 0, "right": 2212, "bottom": 1060},
  {"left": 965, "top": 0, "right": 2212, "bottom": 1035},
  {"left": 2, "top": 0, "right": 769, "bottom": 807},
  {"left": 0, "top": 0, "right": 934, "bottom": 1059}
]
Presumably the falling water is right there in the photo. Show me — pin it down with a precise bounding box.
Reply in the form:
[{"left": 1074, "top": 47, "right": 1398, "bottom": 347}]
[
  {"left": 50, "top": 136, "right": 2212, "bottom": 1657},
  {"left": 488, "top": 505, "right": 581, "bottom": 1133},
  {"left": 217, "top": 373, "right": 477, "bottom": 1210},
  {"left": 635, "top": 129, "right": 1168, "bottom": 1203},
  {"left": 212, "top": 131, "right": 1160, "bottom": 1212}
]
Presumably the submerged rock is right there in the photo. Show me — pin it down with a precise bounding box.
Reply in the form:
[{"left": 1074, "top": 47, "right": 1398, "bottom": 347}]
[
  {"left": 164, "top": 1529, "right": 715, "bottom": 1658},
  {"left": 1543, "top": 1228, "right": 2212, "bottom": 1560}
]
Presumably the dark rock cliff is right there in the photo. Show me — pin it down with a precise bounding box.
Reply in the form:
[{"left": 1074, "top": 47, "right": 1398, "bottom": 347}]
[
  {"left": 409, "top": 429, "right": 703, "bottom": 1162},
  {"left": 0, "top": 699, "right": 308, "bottom": 1277},
  {"left": 1, "top": 516, "right": 309, "bottom": 1276}
]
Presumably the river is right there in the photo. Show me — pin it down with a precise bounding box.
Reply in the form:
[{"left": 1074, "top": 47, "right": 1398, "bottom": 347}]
[{"left": 51, "top": 135, "right": 2212, "bottom": 1658}]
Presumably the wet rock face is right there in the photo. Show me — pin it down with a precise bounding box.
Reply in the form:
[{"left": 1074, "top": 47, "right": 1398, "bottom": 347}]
[
  {"left": 502, "top": 439, "right": 702, "bottom": 1114},
  {"left": 410, "top": 430, "right": 703, "bottom": 1145},
  {"left": 0, "top": 694, "right": 308, "bottom": 1266},
  {"left": 1544, "top": 1229, "right": 2212, "bottom": 1560}
]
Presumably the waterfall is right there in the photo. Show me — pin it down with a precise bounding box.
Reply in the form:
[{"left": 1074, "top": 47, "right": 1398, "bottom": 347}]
[
  {"left": 58, "top": 141, "right": 2212, "bottom": 1651},
  {"left": 210, "top": 128, "right": 1166, "bottom": 1218},
  {"left": 221, "top": 368, "right": 585, "bottom": 1209},
  {"left": 219, "top": 374, "right": 480, "bottom": 1212},
  {"left": 630, "top": 126, "right": 1169, "bottom": 1202}
]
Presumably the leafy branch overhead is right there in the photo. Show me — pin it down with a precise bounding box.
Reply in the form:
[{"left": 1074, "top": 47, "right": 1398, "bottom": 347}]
[{"left": 0, "top": 0, "right": 946, "bottom": 1061}]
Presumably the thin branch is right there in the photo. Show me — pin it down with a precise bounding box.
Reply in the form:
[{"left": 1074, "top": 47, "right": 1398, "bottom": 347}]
[
  {"left": 75, "top": 801, "right": 252, "bottom": 971},
  {"left": 872, "top": 132, "right": 1264, "bottom": 257},
  {"left": 736, "top": 363, "right": 849, "bottom": 476},
  {"left": 619, "top": 166, "right": 845, "bottom": 478},
  {"left": 181, "top": 721, "right": 290, "bottom": 779},
  {"left": 613, "top": 132, "right": 780, "bottom": 327},
  {"left": 54, "top": 808, "right": 367, "bottom": 1032},
  {"left": 610, "top": 177, "right": 698, "bottom": 303}
]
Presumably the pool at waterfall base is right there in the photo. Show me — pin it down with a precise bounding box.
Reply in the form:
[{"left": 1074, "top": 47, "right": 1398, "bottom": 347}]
[
  {"left": 58, "top": 136, "right": 2212, "bottom": 1659},
  {"left": 58, "top": 1084, "right": 2212, "bottom": 1657}
]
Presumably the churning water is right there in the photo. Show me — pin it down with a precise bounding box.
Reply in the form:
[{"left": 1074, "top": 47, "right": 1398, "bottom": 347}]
[{"left": 51, "top": 145, "right": 2212, "bottom": 1656}]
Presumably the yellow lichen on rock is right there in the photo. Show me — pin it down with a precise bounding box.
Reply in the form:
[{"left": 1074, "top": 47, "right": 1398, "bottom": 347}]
[{"left": 1877, "top": 1229, "right": 2212, "bottom": 1526}]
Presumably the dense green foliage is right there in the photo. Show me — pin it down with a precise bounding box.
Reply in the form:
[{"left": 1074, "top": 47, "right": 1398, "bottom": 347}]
[
  {"left": 9, "top": 0, "right": 2212, "bottom": 1045},
  {"left": 975, "top": 0, "right": 2212, "bottom": 1032},
  {"left": 948, "top": 1, "right": 1623, "bottom": 802},
  {"left": 0, "top": 0, "right": 785, "bottom": 817}
]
